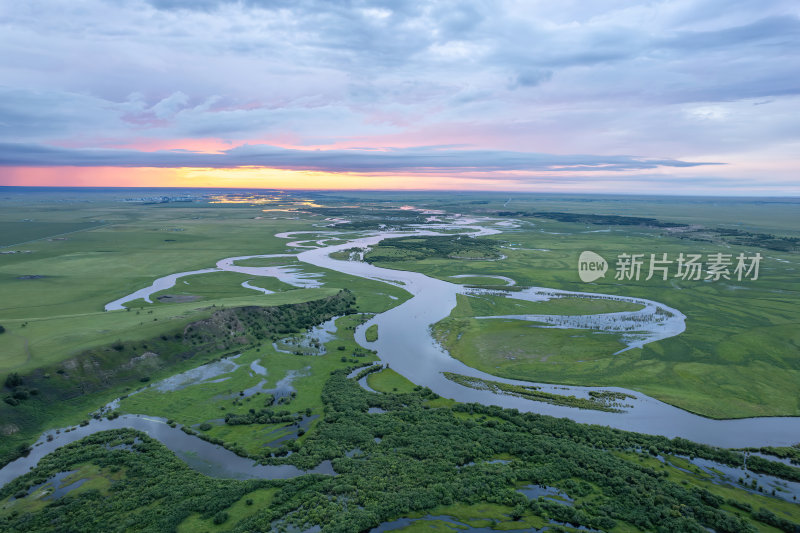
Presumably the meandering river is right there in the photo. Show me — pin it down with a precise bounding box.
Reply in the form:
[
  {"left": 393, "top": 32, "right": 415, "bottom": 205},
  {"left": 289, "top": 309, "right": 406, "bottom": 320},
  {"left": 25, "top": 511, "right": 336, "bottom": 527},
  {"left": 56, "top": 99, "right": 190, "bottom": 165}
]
[
  {"left": 0, "top": 415, "right": 334, "bottom": 488},
  {"left": 294, "top": 223, "right": 800, "bottom": 449},
  {"left": 83, "top": 218, "right": 800, "bottom": 449},
  {"left": 3, "top": 215, "right": 798, "bottom": 490}
]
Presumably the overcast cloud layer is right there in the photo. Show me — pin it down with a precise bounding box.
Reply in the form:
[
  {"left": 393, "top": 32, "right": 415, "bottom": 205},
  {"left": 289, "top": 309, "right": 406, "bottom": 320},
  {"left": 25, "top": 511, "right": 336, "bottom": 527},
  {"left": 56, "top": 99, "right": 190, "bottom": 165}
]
[{"left": 0, "top": 0, "right": 798, "bottom": 193}]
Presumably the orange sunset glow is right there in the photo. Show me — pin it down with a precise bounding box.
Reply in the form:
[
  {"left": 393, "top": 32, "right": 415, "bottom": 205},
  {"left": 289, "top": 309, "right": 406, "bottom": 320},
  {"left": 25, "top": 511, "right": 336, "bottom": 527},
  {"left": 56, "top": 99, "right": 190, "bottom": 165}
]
[
  {"left": 0, "top": 165, "right": 528, "bottom": 191},
  {"left": 0, "top": 1, "right": 797, "bottom": 195}
]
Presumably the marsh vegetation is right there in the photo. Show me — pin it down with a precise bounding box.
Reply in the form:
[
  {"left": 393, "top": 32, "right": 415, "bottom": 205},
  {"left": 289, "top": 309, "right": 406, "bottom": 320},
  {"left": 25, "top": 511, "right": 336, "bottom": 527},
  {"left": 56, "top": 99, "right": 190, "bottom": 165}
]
[{"left": 2, "top": 371, "right": 799, "bottom": 533}]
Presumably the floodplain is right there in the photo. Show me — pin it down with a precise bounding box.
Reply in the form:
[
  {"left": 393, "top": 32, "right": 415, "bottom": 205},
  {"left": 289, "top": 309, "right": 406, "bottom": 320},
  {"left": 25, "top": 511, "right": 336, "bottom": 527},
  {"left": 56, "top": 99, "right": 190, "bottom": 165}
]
[{"left": 0, "top": 188, "right": 798, "bottom": 532}]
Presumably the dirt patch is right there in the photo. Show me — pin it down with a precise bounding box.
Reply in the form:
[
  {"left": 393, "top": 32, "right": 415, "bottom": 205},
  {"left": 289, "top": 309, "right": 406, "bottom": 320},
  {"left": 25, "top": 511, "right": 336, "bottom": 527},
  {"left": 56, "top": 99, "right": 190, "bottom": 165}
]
[
  {"left": 1, "top": 423, "right": 20, "bottom": 436},
  {"left": 157, "top": 294, "right": 201, "bottom": 303},
  {"left": 123, "top": 351, "right": 160, "bottom": 370}
]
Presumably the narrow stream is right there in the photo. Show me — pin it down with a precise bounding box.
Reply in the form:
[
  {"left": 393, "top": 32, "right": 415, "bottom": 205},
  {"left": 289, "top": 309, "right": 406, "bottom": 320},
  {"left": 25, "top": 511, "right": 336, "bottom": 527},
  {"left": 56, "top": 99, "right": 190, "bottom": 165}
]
[{"left": 0, "top": 414, "right": 334, "bottom": 488}]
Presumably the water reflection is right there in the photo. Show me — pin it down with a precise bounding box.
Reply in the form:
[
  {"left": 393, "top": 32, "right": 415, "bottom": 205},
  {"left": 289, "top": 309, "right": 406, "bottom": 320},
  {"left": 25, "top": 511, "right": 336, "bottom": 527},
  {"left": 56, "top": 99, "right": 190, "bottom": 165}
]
[{"left": 0, "top": 414, "right": 335, "bottom": 489}]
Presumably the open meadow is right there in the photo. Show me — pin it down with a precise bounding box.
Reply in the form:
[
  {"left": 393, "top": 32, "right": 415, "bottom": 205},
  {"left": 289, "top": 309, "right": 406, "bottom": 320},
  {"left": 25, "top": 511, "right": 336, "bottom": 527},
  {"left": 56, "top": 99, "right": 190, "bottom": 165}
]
[
  {"left": 362, "top": 195, "right": 800, "bottom": 418},
  {"left": 0, "top": 189, "right": 798, "bottom": 533}
]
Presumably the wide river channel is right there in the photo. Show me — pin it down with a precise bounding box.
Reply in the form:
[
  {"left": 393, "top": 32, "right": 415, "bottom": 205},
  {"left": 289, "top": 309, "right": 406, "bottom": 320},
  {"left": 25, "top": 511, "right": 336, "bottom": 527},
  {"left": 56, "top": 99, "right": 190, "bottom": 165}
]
[
  {"left": 2, "top": 217, "right": 799, "bottom": 489},
  {"left": 295, "top": 222, "right": 800, "bottom": 449}
]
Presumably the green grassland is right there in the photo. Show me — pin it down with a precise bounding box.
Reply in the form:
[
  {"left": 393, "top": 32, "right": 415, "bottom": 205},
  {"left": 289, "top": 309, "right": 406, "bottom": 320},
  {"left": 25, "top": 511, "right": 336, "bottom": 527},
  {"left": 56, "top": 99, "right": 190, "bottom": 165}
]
[
  {"left": 118, "top": 314, "right": 377, "bottom": 456},
  {"left": 0, "top": 212, "right": 317, "bottom": 319},
  {"left": 232, "top": 256, "right": 302, "bottom": 267},
  {"left": 517, "top": 196, "right": 800, "bottom": 236},
  {"left": 150, "top": 270, "right": 299, "bottom": 300},
  {"left": 370, "top": 210, "right": 800, "bottom": 419},
  {"left": 289, "top": 262, "right": 411, "bottom": 313},
  {"left": 383, "top": 501, "right": 553, "bottom": 532},
  {"left": 423, "top": 192, "right": 800, "bottom": 236},
  {"left": 0, "top": 288, "right": 337, "bottom": 375},
  {"left": 126, "top": 259, "right": 412, "bottom": 315},
  {"left": 366, "top": 367, "right": 417, "bottom": 394},
  {"left": 2, "top": 192, "right": 798, "bottom": 422},
  {"left": 0, "top": 199, "right": 409, "bottom": 374},
  {"left": 364, "top": 324, "right": 378, "bottom": 342},
  {"left": 302, "top": 191, "right": 799, "bottom": 235},
  {"left": 124, "top": 263, "right": 409, "bottom": 333},
  {"left": 0, "top": 221, "right": 109, "bottom": 247},
  {"left": 177, "top": 488, "right": 279, "bottom": 533},
  {"left": 434, "top": 316, "right": 629, "bottom": 377}
]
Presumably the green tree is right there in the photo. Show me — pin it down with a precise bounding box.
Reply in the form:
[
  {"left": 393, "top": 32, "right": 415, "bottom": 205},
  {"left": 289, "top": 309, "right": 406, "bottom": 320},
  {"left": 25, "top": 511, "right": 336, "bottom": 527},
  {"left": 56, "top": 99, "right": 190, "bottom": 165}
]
[{"left": 4, "top": 372, "right": 22, "bottom": 389}]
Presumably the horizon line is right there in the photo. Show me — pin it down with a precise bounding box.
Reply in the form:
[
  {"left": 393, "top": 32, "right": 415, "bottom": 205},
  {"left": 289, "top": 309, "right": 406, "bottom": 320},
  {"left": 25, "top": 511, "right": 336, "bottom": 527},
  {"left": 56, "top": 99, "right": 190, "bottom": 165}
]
[{"left": 1, "top": 184, "right": 798, "bottom": 200}]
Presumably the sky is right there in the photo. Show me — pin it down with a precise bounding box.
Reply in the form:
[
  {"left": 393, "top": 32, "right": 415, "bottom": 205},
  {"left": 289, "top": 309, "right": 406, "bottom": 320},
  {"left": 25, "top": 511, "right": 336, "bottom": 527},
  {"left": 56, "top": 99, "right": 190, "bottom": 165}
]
[{"left": 0, "top": 0, "right": 798, "bottom": 195}]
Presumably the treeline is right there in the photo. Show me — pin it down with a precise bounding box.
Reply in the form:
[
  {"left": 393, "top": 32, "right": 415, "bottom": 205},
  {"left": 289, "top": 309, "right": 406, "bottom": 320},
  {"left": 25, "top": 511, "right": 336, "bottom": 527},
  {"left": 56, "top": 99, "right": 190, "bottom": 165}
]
[
  {"left": 496, "top": 209, "right": 799, "bottom": 253},
  {"left": 352, "top": 363, "right": 383, "bottom": 381},
  {"left": 307, "top": 207, "right": 421, "bottom": 220},
  {"left": 708, "top": 228, "right": 799, "bottom": 252},
  {"left": 443, "top": 372, "right": 625, "bottom": 412},
  {"left": 225, "top": 408, "right": 297, "bottom": 426},
  {"left": 364, "top": 236, "right": 503, "bottom": 263},
  {"left": 2, "top": 372, "right": 38, "bottom": 407},
  {"left": 496, "top": 210, "right": 686, "bottom": 228},
  {"left": 746, "top": 454, "right": 800, "bottom": 483},
  {"left": 306, "top": 207, "right": 428, "bottom": 230},
  {"left": 747, "top": 446, "right": 800, "bottom": 465},
  {"left": 187, "top": 289, "right": 357, "bottom": 342}
]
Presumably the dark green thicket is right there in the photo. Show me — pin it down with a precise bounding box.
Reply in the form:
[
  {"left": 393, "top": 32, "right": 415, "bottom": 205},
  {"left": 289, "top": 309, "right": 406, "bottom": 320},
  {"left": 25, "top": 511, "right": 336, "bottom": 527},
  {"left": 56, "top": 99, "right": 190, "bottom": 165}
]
[
  {"left": 746, "top": 455, "right": 800, "bottom": 483},
  {"left": 748, "top": 446, "right": 800, "bottom": 466},
  {"left": 497, "top": 210, "right": 799, "bottom": 252},
  {"left": 707, "top": 228, "right": 800, "bottom": 252},
  {"left": 2, "top": 372, "right": 797, "bottom": 533},
  {"left": 223, "top": 290, "right": 356, "bottom": 341},
  {"left": 306, "top": 207, "right": 428, "bottom": 230},
  {"left": 4, "top": 373, "right": 22, "bottom": 389},
  {"left": 0, "top": 430, "right": 267, "bottom": 532},
  {"left": 239, "top": 372, "right": 785, "bottom": 533},
  {"left": 365, "top": 235, "right": 503, "bottom": 262},
  {"left": 497, "top": 210, "right": 686, "bottom": 228}
]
